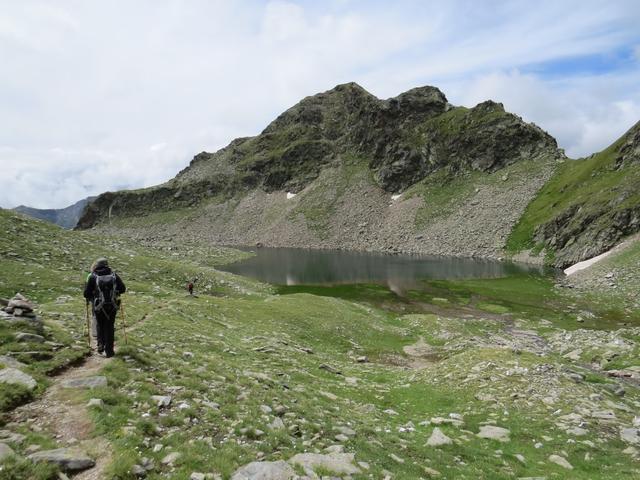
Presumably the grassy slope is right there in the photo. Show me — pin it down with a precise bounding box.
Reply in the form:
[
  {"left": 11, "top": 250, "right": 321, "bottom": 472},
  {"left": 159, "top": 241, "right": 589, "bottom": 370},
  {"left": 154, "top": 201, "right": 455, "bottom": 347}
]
[
  {"left": 507, "top": 127, "right": 640, "bottom": 255},
  {"left": 1, "top": 209, "right": 640, "bottom": 479}
]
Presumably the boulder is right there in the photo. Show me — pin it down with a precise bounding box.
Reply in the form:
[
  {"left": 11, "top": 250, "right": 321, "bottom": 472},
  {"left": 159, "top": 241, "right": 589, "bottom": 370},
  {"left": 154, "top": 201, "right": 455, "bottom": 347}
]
[
  {"left": 231, "top": 460, "right": 295, "bottom": 480},
  {"left": 288, "top": 453, "right": 361, "bottom": 475},
  {"left": 0, "top": 443, "right": 15, "bottom": 462},
  {"left": 15, "top": 332, "right": 45, "bottom": 343},
  {"left": 28, "top": 448, "right": 95, "bottom": 472},
  {"left": 548, "top": 454, "right": 573, "bottom": 470},
  {"left": 0, "top": 367, "right": 37, "bottom": 390},
  {"left": 426, "top": 427, "right": 452, "bottom": 447},
  {"left": 477, "top": 425, "right": 511, "bottom": 442},
  {"left": 620, "top": 428, "right": 640, "bottom": 445},
  {"left": 151, "top": 395, "right": 172, "bottom": 408}
]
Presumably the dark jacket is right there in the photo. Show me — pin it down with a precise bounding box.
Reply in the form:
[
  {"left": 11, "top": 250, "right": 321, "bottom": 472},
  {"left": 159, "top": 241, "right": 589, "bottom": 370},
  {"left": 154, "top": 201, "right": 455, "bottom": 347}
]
[{"left": 83, "top": 266, "right": 126, "bottom": 301}]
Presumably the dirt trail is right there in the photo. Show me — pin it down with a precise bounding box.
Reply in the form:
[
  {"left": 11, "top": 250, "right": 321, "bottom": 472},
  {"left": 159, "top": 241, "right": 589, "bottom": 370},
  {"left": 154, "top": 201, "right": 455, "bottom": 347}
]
[
  {"left": 11, "top": 302, "right": 161, "bottom": 478},
  {"left": 12, "top": 353, "right": 111, "bottom": 478}
]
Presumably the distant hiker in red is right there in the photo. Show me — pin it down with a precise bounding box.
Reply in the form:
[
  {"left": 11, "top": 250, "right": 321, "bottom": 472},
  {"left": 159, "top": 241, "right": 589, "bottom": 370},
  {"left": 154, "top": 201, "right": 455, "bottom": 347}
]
[
  {"left": 84, "top": 258, "right": 126, "bottom": 357},
  {"left": 187, "top": 281, "right": 194, "bottom": 295}
]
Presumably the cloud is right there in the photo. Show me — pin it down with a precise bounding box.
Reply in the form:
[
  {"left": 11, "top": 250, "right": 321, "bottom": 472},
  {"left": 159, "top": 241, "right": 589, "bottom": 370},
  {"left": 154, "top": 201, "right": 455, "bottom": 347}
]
[{"left": 0, "top": 0, "right": 639, "bottom": 208}]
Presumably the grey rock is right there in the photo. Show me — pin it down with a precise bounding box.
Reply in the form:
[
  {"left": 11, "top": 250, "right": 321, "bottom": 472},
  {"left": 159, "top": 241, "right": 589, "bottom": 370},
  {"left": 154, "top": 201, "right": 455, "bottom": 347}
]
[
  {"left": 15, "top": 332, "right": 44, "bottom": 343},
  {"left": 231, "top": 460, "right": 295, "bottom": 480},
  {"left": 0, "top": 430, "right": 27, "bottom": 445},
  {"left": 426, "top": 427, "right": 452, "bottom": 447},
  {"left": 0, "top": 443, "right": 15, "bottom": 462},
  {"left": 604, "top": 383, "right": 625, "bottom": 396},
  {"left": 0, "top": 367, "right": 37, "bottom": 390},
  {"left": 28, "top": 448, "right": 95, "bottom": 472},
  {"left": 61, "top": 376, "right": 107, "bottom": 389},
  {"left": 620, "top": 428, "right": 640, "bottom": 445},
  {"left": 131, "top": 464, "right": 147, "bottom": 477},
  {"left": 190, "top": 474, "right": 206, "bottom": 480},
  {"left": 269, "top": 417, "right": 285, "bottom": 430},
  {"left": 151, "top": 395, "right": 172, "bottom": 408},
  {"left": 548, "top": 454, "right": 573, "bottom": 470},
  {"left": 288, "top": 453, "right": 361, "bottom": 475},
  {"left": 161, "top": 451, "right": 181, "bottom": 465},
  {"left": 477, "top": 425, "right": 511, "bottom": 442},
  {"left": 87, "top": 398, "right": 104, "bottom": 409},
  {"left": 0, "top": 356, "right": 26, "bottom": 369}
]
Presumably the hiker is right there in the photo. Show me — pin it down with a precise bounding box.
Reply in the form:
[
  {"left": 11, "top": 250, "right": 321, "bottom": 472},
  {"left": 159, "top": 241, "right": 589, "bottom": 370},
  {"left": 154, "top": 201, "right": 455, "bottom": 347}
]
[
  {"left": 83, "top": 258, "right": 126, "bottom": 357},
  {"left": 187, "top": 280, "right": 194, "bottom": 295}
]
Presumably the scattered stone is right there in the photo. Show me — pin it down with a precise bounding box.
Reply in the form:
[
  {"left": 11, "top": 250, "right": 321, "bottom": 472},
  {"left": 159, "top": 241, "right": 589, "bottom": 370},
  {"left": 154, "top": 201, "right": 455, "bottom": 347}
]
[
  {"left": 0, "top": 443, "right": 15, "bottom": 461},
  {"left": 0, "top": 355, "right": 26, "bottom": 369},
  {"left": 28, "top": 448, "right": 95, "bottom": 472},
  {"left": 514, "top": 454, "right": 526, "bottom": 464},
  {"left": 161, "top": 451, "right": 181, "bottom": 466},
  {"left": 604, "top": 383, "right": 625, "bottom": 397},
  {"left": 151, "top": 395, "right": 172, "bottom": 408},
  {"left": 319, "top": 364, "right": 342, "bottom": 375},
  {"left": 230, "top": 461, "right": 295, "bottom": 480},
  {"left": 190, "top": 473, "right": 206, "bottom": 480},
  {"left": 590, "top": 410, "right": 616, "bottom": 420},
  {"left": 356, "top": 356, "right": 368, "bottom": 363},
  {"left": 620, "top": 428, "right": 640, "bottom": 445},
  {"left": 477, "top": 425, "right": 510, "bottom": 442},
  {"left": 288, "top": 452, "right": 361, "bottom": 475},
  {"left": 423, "top": 466, "right": 441, "bottom": 476},
  {"left": 15, "top": 332, "right": 44, "bottom": 343},
  {"left": 260, "top": 404, "right": 272, "bottom": 414},
  {"left": 383, "top": 409, "right": 399, "bottom": 416},
  {"left": 0, "top": 431, "right": 27, "bottom": 445},
  {"left": 61, "top": 376, "right": 107, "bottom": 389},
  {"left": 319, "top": 391, "right": 338, "bottom": 401},
  {"left": 389, "top": 453, "right": 405, "bottom": 464},
  {"left": 474, "top": 392, "right": 496, "bottom": 402},
  {"left": 269, "top": 417, "right": 285, "bottom": 430},
  {"left": 87, "top": 398, "right": 104, "bottom": 409},
  {"left": 131, "top": 464, "right": 147, "bottom": 477},
  {"left": 548, "top": 454, "right": 573, "bottom": 470},
  {"left": 0, "top": 367, "right": 37, "bottom": 390},
  {"left": 426, "top": 427, "right": 452, "bottom": 447}
]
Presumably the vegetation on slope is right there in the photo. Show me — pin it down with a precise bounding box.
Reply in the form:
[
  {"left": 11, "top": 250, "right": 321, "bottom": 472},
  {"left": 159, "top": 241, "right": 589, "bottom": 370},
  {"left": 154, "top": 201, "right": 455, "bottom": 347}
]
[
  {"left": 2, "top": 209, "right": 640, "bottom": 478},
  {"left": 507, "top": 121, "right": 640, "bottom": 266}
]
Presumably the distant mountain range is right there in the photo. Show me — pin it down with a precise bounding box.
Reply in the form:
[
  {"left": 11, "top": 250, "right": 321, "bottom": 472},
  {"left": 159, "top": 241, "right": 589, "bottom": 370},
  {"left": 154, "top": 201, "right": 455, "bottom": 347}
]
[{"left": 13, "top": 197, "right": 95, "bottom": 229}]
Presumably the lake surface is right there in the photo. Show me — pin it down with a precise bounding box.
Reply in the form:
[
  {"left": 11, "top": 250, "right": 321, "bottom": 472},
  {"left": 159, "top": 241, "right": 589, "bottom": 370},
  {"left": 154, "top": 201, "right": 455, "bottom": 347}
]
[{"left": 220, "top": 247, "right": 547, "bottom": 292}]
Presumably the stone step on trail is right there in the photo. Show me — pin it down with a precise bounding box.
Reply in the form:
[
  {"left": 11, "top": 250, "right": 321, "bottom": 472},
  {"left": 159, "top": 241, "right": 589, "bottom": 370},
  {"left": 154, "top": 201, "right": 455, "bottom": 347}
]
[{"left": 28, "top": 447, "right": 95, "bottom": 472}]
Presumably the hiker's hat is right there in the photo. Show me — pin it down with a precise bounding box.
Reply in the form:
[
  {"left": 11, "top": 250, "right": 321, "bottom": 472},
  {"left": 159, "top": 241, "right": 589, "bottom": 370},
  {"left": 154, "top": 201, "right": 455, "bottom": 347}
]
[{"left": 94, "top": 258, "right": 109, "bottom": 269}]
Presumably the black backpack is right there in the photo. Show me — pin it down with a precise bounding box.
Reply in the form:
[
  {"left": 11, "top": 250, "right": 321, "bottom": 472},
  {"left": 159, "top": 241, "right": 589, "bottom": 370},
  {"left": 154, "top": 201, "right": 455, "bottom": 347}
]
[{"left": 93, "top": 272, "right": 119, "bottom": 312}]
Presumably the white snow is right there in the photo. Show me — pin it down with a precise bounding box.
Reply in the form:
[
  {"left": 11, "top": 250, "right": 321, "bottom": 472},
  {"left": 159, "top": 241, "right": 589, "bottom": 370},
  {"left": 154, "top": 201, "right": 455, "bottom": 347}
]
[
  {"left": 391, "top": 194, "right": 401, "bottom": 201},
  {"left": 286, "top": 192, "right": 297, "bottom": 199},
  {"left": 564, "top": 249, "right": 614, "bottom": 276}
]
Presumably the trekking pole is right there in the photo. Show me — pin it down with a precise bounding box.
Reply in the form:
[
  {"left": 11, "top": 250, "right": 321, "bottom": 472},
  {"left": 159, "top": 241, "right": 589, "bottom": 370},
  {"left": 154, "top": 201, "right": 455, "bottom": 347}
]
[
  {"left": 84, "top": 302, "right": 91, "bottom": 347},
  {"left": 120, "top": 299, "right": 128, "bottom": 345}
]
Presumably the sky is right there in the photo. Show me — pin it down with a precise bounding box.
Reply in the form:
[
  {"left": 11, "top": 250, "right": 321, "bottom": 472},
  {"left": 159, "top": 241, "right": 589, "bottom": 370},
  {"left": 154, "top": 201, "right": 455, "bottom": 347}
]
[{"left": 1, "top": 0, "right": 639, "bottom": 209}]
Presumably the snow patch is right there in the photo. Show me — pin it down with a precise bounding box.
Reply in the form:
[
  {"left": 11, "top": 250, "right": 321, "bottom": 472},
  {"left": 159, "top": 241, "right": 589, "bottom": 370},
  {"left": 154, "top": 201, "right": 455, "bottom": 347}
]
[
  {"left": 286, "top": 192, "right": 297, "bottom": 200},
  {"left": 564, "top": 249, "right": 614, "bottom": 276},
  {"left": 391, "top": 194, "right": 402, "bottom": 201}
]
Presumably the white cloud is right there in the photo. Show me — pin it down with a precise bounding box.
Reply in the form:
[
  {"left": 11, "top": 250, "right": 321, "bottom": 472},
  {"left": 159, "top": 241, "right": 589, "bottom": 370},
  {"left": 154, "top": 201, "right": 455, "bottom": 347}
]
[{"left": 0, "top": 0, "right": 639, "bottom": 208}]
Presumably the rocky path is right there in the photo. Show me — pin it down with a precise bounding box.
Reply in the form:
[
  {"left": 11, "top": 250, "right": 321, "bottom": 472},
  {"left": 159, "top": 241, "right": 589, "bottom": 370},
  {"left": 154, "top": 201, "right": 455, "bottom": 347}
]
[{"left": 11, "top": 351, "right": 112, "bottom": 478}]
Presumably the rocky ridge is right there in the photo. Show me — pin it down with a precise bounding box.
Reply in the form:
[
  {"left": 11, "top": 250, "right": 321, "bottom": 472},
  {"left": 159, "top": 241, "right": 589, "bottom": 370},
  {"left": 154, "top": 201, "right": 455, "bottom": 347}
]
[{"left": 77, "top": 82, "right": 563, "bottom": 261}]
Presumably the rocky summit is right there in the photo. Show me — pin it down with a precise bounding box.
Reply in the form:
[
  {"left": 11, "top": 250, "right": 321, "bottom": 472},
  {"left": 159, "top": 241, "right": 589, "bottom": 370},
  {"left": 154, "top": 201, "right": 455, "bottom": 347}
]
[
  {"left": 73, "top": 82, "right": 640, "bottom": 269},
  {"left": 76, "top": 82, "right": 566, "bottom": 262}
]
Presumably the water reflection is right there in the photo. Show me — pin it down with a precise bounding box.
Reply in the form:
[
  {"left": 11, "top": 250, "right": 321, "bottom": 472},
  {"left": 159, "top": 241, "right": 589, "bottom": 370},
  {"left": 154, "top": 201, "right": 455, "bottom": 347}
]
[{"left": 220, "top": 247, "right": 546, "bottom": 289}]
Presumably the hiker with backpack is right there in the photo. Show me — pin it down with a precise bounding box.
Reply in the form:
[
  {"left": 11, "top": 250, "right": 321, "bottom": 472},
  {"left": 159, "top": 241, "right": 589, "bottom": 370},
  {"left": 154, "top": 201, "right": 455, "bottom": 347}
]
[{"left": 83, "top": 258, "right": 126, "bottom": 357}]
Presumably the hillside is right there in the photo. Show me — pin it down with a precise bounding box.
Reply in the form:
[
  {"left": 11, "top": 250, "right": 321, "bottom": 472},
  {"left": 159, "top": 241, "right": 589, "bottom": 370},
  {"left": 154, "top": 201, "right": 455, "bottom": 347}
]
[
  {"left": 77, "top": 83, "right": 563, "bottom": 260},
  {"left": 2, "top": 209, "right": 640, "bottom": 478},
  {"left": 14, "top": 197, "right": 95, "bottom": 230},
  {"left": 508, "top": 121, "right": 640, "bottom": 267}
]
